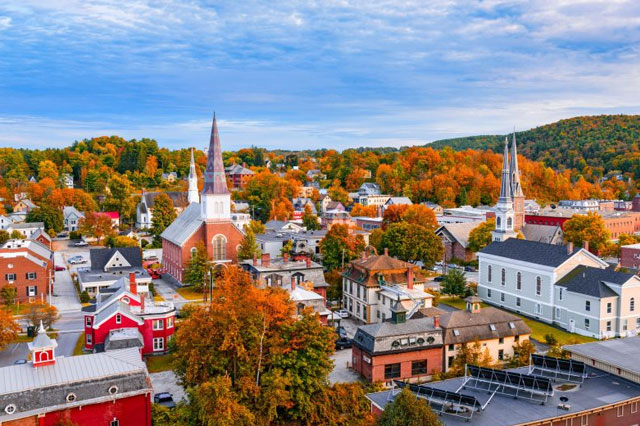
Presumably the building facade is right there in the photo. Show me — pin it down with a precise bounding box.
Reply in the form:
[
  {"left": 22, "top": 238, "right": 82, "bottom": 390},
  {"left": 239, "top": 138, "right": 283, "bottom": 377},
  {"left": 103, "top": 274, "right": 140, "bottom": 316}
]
[{"left": 0, "top": 239, "right": 54, "bottom": 303}]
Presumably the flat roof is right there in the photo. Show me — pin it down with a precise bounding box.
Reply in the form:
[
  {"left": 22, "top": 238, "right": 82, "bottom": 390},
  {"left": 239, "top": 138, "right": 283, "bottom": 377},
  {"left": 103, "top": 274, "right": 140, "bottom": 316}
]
[
  {"left": 367, "top": 366, "right": 640, "bottom": 426},
  {"left": 565, "top": 337, "right": 640, "bottom": 375}
]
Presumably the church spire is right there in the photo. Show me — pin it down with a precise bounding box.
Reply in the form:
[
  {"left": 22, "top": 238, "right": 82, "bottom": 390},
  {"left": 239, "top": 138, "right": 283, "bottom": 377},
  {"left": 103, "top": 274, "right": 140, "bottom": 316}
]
[
  {"left": 187, "top": 147, "right": 199, "bottom": 204},
  {"left": 510, "top": 131, "right": 524, "bottom": 198},
  {"left": 499, "top": 137, "right": 512, "bottom": 202},
  {"left": 202, "top": 113, "right": 229, "bottom": 195}
]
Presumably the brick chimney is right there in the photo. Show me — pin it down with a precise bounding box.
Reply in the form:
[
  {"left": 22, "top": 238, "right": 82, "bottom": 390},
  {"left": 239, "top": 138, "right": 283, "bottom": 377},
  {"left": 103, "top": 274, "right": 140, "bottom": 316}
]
[
  {"left": 433, "top": 315, "right": 440, "bottom": 329},
  {"left": 253, "top": 253, "right": 258, "bottom": 266},
  {"left": 384, "top": 247, "right": 389, "bottom": 256},
  {"left": 129, "top": 273, "right": 137, "bottom": 295},
  {"left": 291, "top": 275, "right": 296, "bottom": 291},
  {"left": 261, "top": 253, "right": 270, "bottom": 267},
  {"left": 583, "top": 240, "right": 590, "bottom": 252},
  {"left": 406, "top": 267, "right": 414, "bottom": 290},
  {"left": 140, "top": 293, "right": 145, "bottom": 313},
  {"left": 283, "top": 252, "right": 289, "bottom": 263},
  {"left": 567, "top": 242, "right": 574, "bottom": 254},
  {"left": 305, "top": 257, "right": 311, "bottom": 268}
]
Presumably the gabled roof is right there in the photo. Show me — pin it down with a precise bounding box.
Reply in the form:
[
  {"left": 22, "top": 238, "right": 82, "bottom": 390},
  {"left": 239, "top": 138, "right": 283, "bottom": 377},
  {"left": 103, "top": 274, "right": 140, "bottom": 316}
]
[
  {"left": 439, "top": 307, "right": 531, "bottom": 344},
  {"left": 385, "top": 197, "right": 412, "bottom": 205},
  {"left": 556, "top": 265, "right": 634, "bottom": 298},
  {"left": 352, "top": 253, "right": 414, "bottom": 272},
  {"left": 160, "top": 202, "right": 203, "bottom": 246},
  {"left": 94, "top": 301, "right": 144, "bottom": 328},
  {"left": 480, "top": 238, "right": 585, "bottom": 268},
  {"left": 63, "top": 206, "right": 85, "bottom": 219},
  {"left": 90, "top": 247, "right": 142, "bottom": 271},
  {"left": 141, "top": 191, "right": 189, "bottom": 209},
  {"left": 30, "top": 228, "right": 51, "bottom": 243},
  {"left": 436, "top": 222, "right": 478, "bottom": 248},
  {"left": 225, "top": 164, "right": 255, "bottom": 175},
  {"left": 521, "top": 224, "right": 563, "bottom": 244},
  {"left": 9, "top": 221, "right": 44, "bottom": 230}
]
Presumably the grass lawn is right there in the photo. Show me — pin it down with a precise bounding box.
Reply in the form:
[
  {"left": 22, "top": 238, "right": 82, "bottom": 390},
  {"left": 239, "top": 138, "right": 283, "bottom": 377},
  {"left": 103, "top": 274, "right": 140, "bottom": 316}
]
[
  {"left": 12, "top": 331, "right": 58, "bottom": 344},
  {"left": 146, "top": 354, "right": 175, "bottom": 373},
  {"left": 154, "top": 294, "right": 165, "bottom": 302},
  {"left": 440, "top": 297, "right": 596, "bottom": 346},
  {"left": 176, "top": 286, "right": 205, "bottom": 301},
  {"left": 73, "top": 332, "right": 86, "bottom": 356}
]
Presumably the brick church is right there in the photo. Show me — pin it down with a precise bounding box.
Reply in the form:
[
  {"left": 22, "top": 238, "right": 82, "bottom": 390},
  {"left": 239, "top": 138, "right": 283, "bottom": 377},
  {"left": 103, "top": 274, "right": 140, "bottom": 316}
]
[{"left": 161, "top": 115, "right": 245, "bottom": 283}]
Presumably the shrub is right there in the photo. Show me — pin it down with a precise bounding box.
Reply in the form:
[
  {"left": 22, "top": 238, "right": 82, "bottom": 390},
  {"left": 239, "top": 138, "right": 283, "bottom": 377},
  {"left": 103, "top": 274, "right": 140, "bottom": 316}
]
[
  {"left": 79, "top": 290, "right": 90, "bottom": 304},
  {"left": 140, "top": 239, "right": 149, "bottom": 248},
  {"left": 544, "top": 333, "right": 558, "bottom": 346},
  {"left": 69, "top": 231, "right": 82, "bottom": 240}
]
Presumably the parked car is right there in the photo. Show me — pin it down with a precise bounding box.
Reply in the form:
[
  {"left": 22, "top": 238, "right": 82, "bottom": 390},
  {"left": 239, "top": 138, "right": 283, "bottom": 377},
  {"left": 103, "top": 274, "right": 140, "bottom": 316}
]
[
  {"left": 147, "top": 268, "right": 161, "bottom": 279},
  {"left": 68, "top": 256, "right": 86, "bottom": 264},
  {"left": 464, "top": 266, "right": 477, "bottom": 272},
  {"left": 154, "top": 392, "right": 176, "bottom": 409},
  {"left": 336, "top": 309, "right": 349, "bottom": 319},
  {"left": 433, "top": 276, "right": 445, "bottom": 282},
  {"left": 336, "top": 326, "right": 348, "bottom": 339},
  {"left": 13, "top": 359, "right": 27, "bottom": 365},
  {"left": 55, "top": 265, "right": 66, "bottom": 272},
  {"left": 56, "top": 233, "right": 68, "bottom": 238},
  {"left": 74, "top": 240, "right": 88, "bottom": 247},
  {"left": 144, "top": 253, "right": 159, "bottom": 261},
  {"left": 335, "top": 337, "right": 352, "bottom": 350}
]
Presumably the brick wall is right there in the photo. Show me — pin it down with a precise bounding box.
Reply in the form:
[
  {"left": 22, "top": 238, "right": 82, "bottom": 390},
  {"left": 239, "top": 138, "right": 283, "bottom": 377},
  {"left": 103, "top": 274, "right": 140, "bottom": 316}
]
[
  {"left": 0, "top": 256, "right": 50, "bottom": 303},
  {"left": 352, "top": 345, "right": 443, "bottom": 384}
]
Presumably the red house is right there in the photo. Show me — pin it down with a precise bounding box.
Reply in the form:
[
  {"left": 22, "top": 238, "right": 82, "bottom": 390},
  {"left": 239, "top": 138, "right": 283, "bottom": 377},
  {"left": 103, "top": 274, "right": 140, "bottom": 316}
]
[
  {"left": 82, "top": 273, "right": 176, "bottom": 355},
  {"left": 97, "top": 211, "right": 120, "bottom": 228},
  {"left": 161, "top": 115, "right": 245, "bottom": 283},
  {"left": 0, "top": 239, "right": 54, "bottom": 303},
  {"left": 0, "top": 324, "right": 152, "bottom": 426}
]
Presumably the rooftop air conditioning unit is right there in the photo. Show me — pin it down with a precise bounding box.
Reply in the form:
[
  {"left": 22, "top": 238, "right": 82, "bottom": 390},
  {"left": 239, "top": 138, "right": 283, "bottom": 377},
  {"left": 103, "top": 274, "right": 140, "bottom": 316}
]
[{"left": 557, "top": 403, "right": 571, "bottom": 411}]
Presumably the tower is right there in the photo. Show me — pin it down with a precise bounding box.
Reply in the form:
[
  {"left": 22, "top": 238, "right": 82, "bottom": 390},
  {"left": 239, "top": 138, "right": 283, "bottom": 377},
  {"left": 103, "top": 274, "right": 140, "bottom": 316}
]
[
  {"left": 200, "top": 114, "right": 231, "bottom": 222},
  {"left": 28, "top": 321, "right": 57, "bottom": 367},
  {"left": 492, "top": 138, "right": 517, "bottom": 242},
  {"left": 510, "top": 131, "right": 525, "bottom": 230},
  {"left": 187, "top": 148, "right": 199, "bottom": 204}
]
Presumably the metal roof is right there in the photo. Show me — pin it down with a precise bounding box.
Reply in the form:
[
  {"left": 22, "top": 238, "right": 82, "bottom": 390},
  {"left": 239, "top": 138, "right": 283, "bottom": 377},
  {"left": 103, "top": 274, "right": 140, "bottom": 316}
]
[{"left": 160, "top": 202, "right": 203, "bottom": 246}]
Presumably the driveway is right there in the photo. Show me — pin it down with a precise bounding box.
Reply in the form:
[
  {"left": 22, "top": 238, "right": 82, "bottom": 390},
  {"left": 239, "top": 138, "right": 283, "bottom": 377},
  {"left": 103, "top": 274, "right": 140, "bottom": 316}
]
[
  {"left": 150, "top": 371, "right": 185, "bottom": 402},
  {"left": 52, "top": 251, "right": 82, "bottom": 312},
  {"left": 329, "top": 348, "right": 360, "bottom": 384}
]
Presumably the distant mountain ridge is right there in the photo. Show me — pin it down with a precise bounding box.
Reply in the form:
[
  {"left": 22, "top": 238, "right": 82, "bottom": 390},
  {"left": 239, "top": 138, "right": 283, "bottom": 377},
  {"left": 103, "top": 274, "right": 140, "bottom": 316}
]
[{"left": 428, "top": 115, "right": 640, "bottom": 177}]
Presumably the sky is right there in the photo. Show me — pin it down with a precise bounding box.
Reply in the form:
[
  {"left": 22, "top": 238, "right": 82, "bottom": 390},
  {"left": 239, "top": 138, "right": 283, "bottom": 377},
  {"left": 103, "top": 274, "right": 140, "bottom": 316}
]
[{"left": 0, "top": 0, "right": 639, "bottom": 151}]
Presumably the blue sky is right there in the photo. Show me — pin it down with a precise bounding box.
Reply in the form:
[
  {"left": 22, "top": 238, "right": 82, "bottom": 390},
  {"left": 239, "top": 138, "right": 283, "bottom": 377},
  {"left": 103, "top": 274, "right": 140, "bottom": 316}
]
[{"left": 0, "top": 1, "right": 639, "bottom": 151}]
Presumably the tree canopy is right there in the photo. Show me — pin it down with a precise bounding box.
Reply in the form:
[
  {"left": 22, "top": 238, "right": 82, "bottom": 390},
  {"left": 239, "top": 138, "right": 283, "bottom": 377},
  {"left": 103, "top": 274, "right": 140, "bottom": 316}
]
[
  {"left": 320, "top": 224, "right": 366, "bottom": 271},
  {"left": 563, "top": 211, "right": 610, "bottom": 253}
]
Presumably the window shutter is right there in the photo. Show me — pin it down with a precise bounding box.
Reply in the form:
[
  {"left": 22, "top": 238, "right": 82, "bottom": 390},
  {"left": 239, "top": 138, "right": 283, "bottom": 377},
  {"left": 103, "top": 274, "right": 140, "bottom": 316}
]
[
  {"left": 26, "top": 273, "right": 29, "bottom": 279},
  {"left": 33, "top": 273, "right": 36, "bottom": 279},
  {"left": 34, "top": 286, "right": 37, "bottom": 295}
]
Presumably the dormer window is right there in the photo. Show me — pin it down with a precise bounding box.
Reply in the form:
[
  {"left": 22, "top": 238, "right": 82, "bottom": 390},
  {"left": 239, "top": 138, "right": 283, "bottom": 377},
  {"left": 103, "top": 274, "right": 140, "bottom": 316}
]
[
  {"left": 489, "top": 324, "right": 496, "bottom": 331},
  {"left": 453, "top": 329, "right": 460, "bottom": 336}
]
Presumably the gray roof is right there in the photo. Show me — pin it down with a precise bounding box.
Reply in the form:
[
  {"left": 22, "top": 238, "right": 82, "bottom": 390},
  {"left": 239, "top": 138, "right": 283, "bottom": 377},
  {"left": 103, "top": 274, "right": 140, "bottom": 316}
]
[
  {"left": 439, "top": 306, "right": 531, "bottom": 344},
  {"left": 366, "top": 365, "right": 640, "bottom": 426},
  {"left": 104, "top": 328, "right": 144, "bottom": 351},
  {"left": 142, "top": 191, "right": 189, "bottom": 209},
  {"left": 385, "top": 197, "right": 413, "bottom": 205},
  {"left": 63, "top": 206, "right": 84, "bottom": 219},
  {"left": 9, "top": 221, "right": 44, "bottom": 230},
  {"left": 436, "top": 222, "right": 478, "bottom": 248},
  {"left": 556, "top": 265, "right": 633, "bottom": 298},
  {"left": 480, "top": 239, "right": 579, "bottom": 267},
  {"left": 521, "top": 223, "right": 563, "bottom": 244},
  {"left": 90, "top": 247, "right": 142, "bottom": 270},
  {"left": 353, "top": 318, "right": 442, "bottom": 354},
  {"left": 565, "top": 336, "right": 640, "bottom": 376},
  {"left": 160, "top": 202, "right": 203, "bottom": 246},
  {"left": 94, "top": 301, "right": 142, "bottom": 327},
  {"left": 225, "top": 164, "right": 255, "bottom": 175}
]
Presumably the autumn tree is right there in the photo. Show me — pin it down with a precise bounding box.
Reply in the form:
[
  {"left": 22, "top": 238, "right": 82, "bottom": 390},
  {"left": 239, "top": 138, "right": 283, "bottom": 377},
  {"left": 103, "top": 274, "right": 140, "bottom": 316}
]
[
  {"left": 401, "top": 204, "right": 438, "bottom": 230},
  {"left": 302, "top": 204, "right": 321, "bottom": 230},
  {"left": 79, "top": 212, "right": 114, "bottom": 244},
  {"left": 564, "top": 211, "right": 610, "bottom": 253},
  {"left": 245, "top": 219, "right": 266, "bottom": 235},
  {"left": 450, "top": 339, "right": 495, "bottom": 376},
  {"left": 238, "top": 228, "right": 261, "bottom": 261},
  {"left": 508, "top": 339, "right": 537, "bottom": 367},
  {"left": 0, "top": 308, "right": 20, "bottom": 350},
  {"left": 106, "top": 235, "right": 139, "bottom": 248},
  {"left": 382, "top": 204, "right": 408, "bottom": 230},
  {"left": 441, "top": 268, "right": 470, "bottom": 298},
  {"left": 183, "top": 243, "right": 208, "bottom": 291},
  {"left": 38, "top": 160, "right": 59, "bottom": 182},
  {"left": 103, "top": 174, "right": 135, "bottom": 221},
  {"left": 25, "top": 303, "right": 59, "bottom": 329},
  {"left": 0, "top": 230, "right": 10, "bottom": 245},
  {"left": 381, "top": 222, "right": 443, "bottom": 268},
  {"left": 320, "top": 224, "right": 366, "bottom": 271},
  {"left": 351, "top": 203, "right": 378, "bottom": 218},
  {"left": 151, "top": 193, "right": 176, "bottom": 244},
  {"left": 377, "top": 388, "right": 441, "bottom": 426},
  {"left": 242, "top": 170, "right": 297, "bottom": 221},
  {"left": 328, "top": 180, "right": 350, "bottom": 205},
  {"left": 26, "top": 206, "right": 64, "bottom": 234},
  {"left": 10, "top": 230, "right": 23, "bottom": 240},
  {"left": 468, "top": 218, "right": 496, "bottom": 252}
]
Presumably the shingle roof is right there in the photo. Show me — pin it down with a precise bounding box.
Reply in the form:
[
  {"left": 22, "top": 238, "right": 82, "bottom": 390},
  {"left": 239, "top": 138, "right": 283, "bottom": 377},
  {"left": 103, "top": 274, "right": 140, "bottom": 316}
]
[
  {"left": 385, "top": 197, "right": 413, "bottom": 205},
  {"left": 160, "top": 202, "right": 203, "bottom": 246},
  {"left": 89, "top": 247, "right": 142, "bottom": 271},
  {"left": 225, "top": 164, "right": 255, "bottom": 175},
  {"left": 556, "top": 265, "right": 633, "bottom": 298},
  {"left": 521, "top": 224, "right": 563, "bottom": 244},
  {"left": 436, "top": 222, "right": 479, "bottom": 248},
  {"left": 142, "top": 191, "right": 189, "bottom": 209},
  {"left": 439, "top": 307, "right": 531, "bottom": 344},
  {"left": 480, "top": 238, "right": 578, "bottom": 267},
  {"left": 353, "top": 317, "right": 442, "bottom": 354}
]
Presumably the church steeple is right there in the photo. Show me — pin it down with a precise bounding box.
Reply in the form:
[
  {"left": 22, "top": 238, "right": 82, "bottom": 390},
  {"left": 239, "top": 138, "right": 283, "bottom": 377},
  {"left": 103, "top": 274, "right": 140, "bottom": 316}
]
[
  {"left": 510, "top": 131, "right": 524, "bottom": 198},
  {"left": 187, "top": 148, "right": 199, "bottom": 204},
  {"left": 492, "top": 137, "right": 517, "bottom": 242},
  {"left": 499, "top": 137, "right": 512, "bottom": 202},
  {"left": 200, "top": 113, "right": 231, "bottom": 221}
]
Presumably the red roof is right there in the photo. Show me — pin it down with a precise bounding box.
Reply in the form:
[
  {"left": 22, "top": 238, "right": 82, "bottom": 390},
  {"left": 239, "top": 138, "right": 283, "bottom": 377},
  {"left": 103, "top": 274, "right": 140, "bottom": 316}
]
[{"left": 98, "top": 211, "right": 120, "bottom": 219}]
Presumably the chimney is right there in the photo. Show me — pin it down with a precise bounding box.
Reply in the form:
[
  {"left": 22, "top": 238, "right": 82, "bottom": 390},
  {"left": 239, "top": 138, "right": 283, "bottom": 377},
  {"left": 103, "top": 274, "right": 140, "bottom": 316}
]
[
  {"left": 583, "top": 240, "right": 590, "bottom": 252},
  {"left": 567, "top": 242, "right": 574, "bottom": 254},
  {"left": 407, "top": 267, "right": 414, "bottom": 289},
  {"left": 305, "top": 257, "right": 311, "bottom": 268},
  {"left": 384, "top": 247, "right": 389, "bottom": 256},
  {"left": 433, "top": 315, "right": 440, "bottom": 329},
  {"left": 291, "top": 275, "right": 296, "bottom": 291},
  {"left": 140, "top": 293, "right": 145, "bottom": 313},
  {"left": 283, "top": 252, "right": 289, "bottom": 263},
  {"left": 253, "top": 253, "right": 258, "bottom": 266},
  {"left": 261, "top": 253, "right": 270, "bottom": 267},
  {"left": 129, "top": 273, "right": 137, "bottom": 295}
]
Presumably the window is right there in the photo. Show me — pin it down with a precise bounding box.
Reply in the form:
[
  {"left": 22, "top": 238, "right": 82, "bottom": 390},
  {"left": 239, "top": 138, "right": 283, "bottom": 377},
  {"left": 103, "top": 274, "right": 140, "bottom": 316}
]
[
  {"left": 637, "top": 318, "right": 640, "bottom": 328},
  {"left": 453, "top": 329, "right": 460, "bottom": 336},
  {"left": 500, "top": 292, "right": 505, "bottom": 302},
  {"left": 448, "top": 344, "right": 454, "bottom": 351},
  {"left": 116, "top": 314, "right": 121, "bottom": 324},
  {"left": 498, "top": 349, "right": 504, "bottom": 360},
  {"left": 86, "top": 334, "right": 92, "bottom": 345},
  {"left": 607, "top": 302, "right": 612, "bottom": 314},
  {"left": 490, "top": 324, "right": 496, "bottom": 331},
  {"left": 153, "top": 337, "right": 164, "bottom": 351},
  {"left": 411, "top": 360, "right": 427, "bottom": 375},
  {"left": 617, "top": 405, "right": 624, "bottom": 417},
  {"left": 632, "top": 298, "right": 636, "bottom": 312},
  {"left": 516, "top": 297, "right": 521, "bottom": 307},
  {"left": 555, "top": 307, "right": 560, "bottom": 319},
  {"left": 516, "top": 272, "right": 521, "bottom": 290},
  {"left": 190, "top": 247, "right": 197, "bottom": 256},
  {"left": 488, "top": 265, "right": 492, "bottom": 282},
  {"left": 498, "top": 337, "right": 504, "bottom": 344},
  {"left": 153, "top": 319, "right": 163, "bottom": 330},
  {"left": 535, "top": 304, "right": 541, "bottom": 315},
  {"left": 631, "top": 402, "right": 637, "bottom": 413},
  {"left": 606, "top": 321, "right": 612, "bottom": 332},
  {"left": 212, "top": 235, "right": 227, "bottom": 261},
  {"left": 496, "top": 217, "right": 501, "bottom": 227},
  {"left": 501, "top": 268, "right": 506, "bottom": 286},
  {"left": 167, "top": 317, "right": 174, "bottom": 328},
  {"left": 27, "top": 286, "right": 36, "bottom": 297},
  {"left": 488, "top": 289, "right": 492, "bottom": 298},
  {"left": 448, "top": 356, "right": 454, "bottom": 369},
  {"left": 384, "top": 363, "right": 401, "bottom": 379},
  {"left": 585, "top": 300, "right": 591, "bottom": 312},
  {"left": 507, "top": 217, "right": 512, "bottom": 228},
  {"left": 85, "top": 316, "right": 92, "bottom": 327},
  {"left": 623, "top": 319, "right": 628, "bottom": 331},
  {"left": 5, "top": 273, "right": 16, "bottom": 281},
  {"left": 111, "top": 419, "right": 120, "bottom": 426},
  {"left": 581, "top": 415, "right": 588, "bottom": 426},
  {"left": 27, "top": 272, "right": 36, "bottom": 280},
  {"left": 559, "top": 288, "right": 563, "bottom": 301},
  {"left": 536, "top": 277, "right": 541, "bottom": 296},
  {"left": 585, "top": 319, "right": 590, "bottom": 330},
  {"left": 514, "top": 335, "right": 519, "bottom": 342},
  {"left": 357, "top": 285, "right": 360, "bottom": 298}
]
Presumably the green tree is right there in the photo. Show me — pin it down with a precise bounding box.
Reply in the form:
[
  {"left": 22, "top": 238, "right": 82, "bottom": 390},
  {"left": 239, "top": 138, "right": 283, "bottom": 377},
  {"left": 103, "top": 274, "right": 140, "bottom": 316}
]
[
  {"left": 238, "top": 228, "right": 261, "bottom": 261},
  {"left": 151, "top": 193, "right": 176, "bottom": 244},
  {"left": 245, "top": 219, "right": 266, "bottom": 235},
  {"left": 377, "top": 388, "right": 441, "bottom": 426},
  {"left": 38, "top": 160, "right": 59, "bottom": 182},
  {"left": 0, "top": 286, "right": 17, "bottom": 305},
  {"left": 26, "top": 206, "right": 64, "bottom": 234},
  {"left": 0, "top": 230, "right": 9, "bottom": 245},
  {"left": 103, "top": 174, "right": 135, "bottom": 221},
  {"left": 564, "top": 211, "right": 610, "bottom": 253},
  {"left": 302, "top": 204, "right": 321, "bottom": 230},
  {"left": 381, "top": 222, "right": 443, "bottom": 268},
  {"left": 508, "top": 339, "right": 537, "bottom": 367},
  {"left": 450, "top": 339, "right": 494, "bottom": 376},
  {"left": 468, "top": 218, "right": 496, "bottom": 252},
  {"left": 9, "top": 230, "right": 23, "bottom": 240},
  {"left": 183, "top": 243, "right": 208, "bottom": 291},
  {"left": 440, "top": 268, "right": 470, "bottom": 298},
  {"left": 320, "top": 224, "right": 366, "bottom": 271}
]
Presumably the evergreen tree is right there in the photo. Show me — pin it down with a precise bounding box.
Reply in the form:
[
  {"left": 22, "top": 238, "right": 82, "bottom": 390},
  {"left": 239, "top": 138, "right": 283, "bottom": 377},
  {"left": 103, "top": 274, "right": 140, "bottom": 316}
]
[
  {"left": 440, "top": 268, "right": 470, "bottom": 298},
  {"left": 238, "top": 228, "right": 261, "bottom": 261},
  {"left": 151, "top": 193, "right": 176, "bottom": 245},
  {"left": 183, "top": 243, "right": 209, "bottom": 291}
]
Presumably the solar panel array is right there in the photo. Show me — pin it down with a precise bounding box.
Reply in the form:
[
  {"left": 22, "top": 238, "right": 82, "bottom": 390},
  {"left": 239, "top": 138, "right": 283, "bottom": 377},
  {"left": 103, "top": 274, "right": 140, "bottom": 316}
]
[
  {"left": 529, "top": 354, "right": 587, "bottom": 383},
  {"left": 463, "top": 365, "right": 553, "bottom": 404},
  {"left": 394, "top": 381, "right": 481, "bottom": 420}
]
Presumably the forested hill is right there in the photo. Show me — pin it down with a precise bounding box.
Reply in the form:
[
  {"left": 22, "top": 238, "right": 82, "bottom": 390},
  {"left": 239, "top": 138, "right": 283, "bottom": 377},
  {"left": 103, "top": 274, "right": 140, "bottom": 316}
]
[{"left": 428, "top": 115, "right": 640, "bottom": 178}]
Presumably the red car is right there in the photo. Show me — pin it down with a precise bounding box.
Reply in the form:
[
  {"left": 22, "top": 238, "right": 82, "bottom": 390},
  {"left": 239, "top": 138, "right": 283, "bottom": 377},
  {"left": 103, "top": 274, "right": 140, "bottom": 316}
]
[
  {"left": 55, "top": 265, "right": 66, "bottom": 272},
  {"left": 147, "top": 268, "right": 161, "bottom": 279}
]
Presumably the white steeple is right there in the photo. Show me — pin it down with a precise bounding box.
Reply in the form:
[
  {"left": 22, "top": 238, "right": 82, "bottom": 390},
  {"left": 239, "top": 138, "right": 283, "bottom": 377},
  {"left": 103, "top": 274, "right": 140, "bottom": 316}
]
[
  {"left": 492, "top": 137, "right": 517, "bottom": 242},
  {"left": 187, "top": 148, "right": 199, "bottom": 204}
]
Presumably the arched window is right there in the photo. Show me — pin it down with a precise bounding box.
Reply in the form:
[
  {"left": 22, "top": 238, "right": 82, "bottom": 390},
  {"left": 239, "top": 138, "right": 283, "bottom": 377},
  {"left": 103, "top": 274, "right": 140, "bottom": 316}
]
[
  {"left": 501, "top": 268, "right": 506, "bottom": 286},
  {"left": 536, "top": 277, "right": 541, "bottom": 296},
  {"left": 40, "top": 351, "right": 49, "bottom": 361},
  {"left": 507, "top": 217, "right": 512, "bottom": 228},
  {"left": 516, "top": 272, "right": 521, "bottom": 290},
  {"left": 212, "top": 235, "right": 227, "bottom": 261},
  {"left": 488, "top": 265, "right": 492, "bottom": 282},
  {"left": 496, "top": 217, "right": 501, "bottom": 227},
  {"left": 631, "top": 298, "right": 635, "bottom": 312},
  {"left": 190, "top": 247, "right": 197, "bottom": 257}
]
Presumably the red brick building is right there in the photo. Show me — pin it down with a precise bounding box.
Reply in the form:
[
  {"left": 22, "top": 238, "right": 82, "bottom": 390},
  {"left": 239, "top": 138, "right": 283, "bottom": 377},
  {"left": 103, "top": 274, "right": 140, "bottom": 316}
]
[
  {"left": 526, "top": 210, "right": 640, "bottom": 240},
  {"left": 436, "top": 222, "right": 478, "bottom": 262},
  {"left": 0, "top": 239, "right": 54, "bottom": 304},
  {"left": 620, "top": 243, "right": 640, "bottom": 269},
  {"left": 161, "top": 115, "right": 245, "bottom": 283},
  {"left": 82, "top": 273, "right": 176, "bottom": 355},
  {"left": 225, "top": 163, "right": 255, "bottom": 189},
  {"left": 0, "top": 325, "right": 152, "bottom": 426},
  {"left": 351, "top": 304, "right": 443, "bottom": 384}
]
